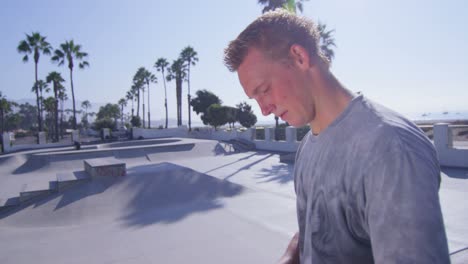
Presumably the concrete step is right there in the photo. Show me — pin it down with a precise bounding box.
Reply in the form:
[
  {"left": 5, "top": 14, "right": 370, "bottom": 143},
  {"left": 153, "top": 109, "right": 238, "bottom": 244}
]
[
  {"left": 279, "top": 152, "right": 296, "bottom": 164},
  {"left": 84, "top": 158, "right": 126, "bottom": 178},
  {"left": 0, "top": 197, "right": 20, "bottom": 208},
  {"left": 56, "top": 171, "right": 90, "bottom": 192},
  {"left": 19, "top": 183, "right": 52, "bottom": 202},
  {"left": 229, "top": 138, "right": 256, "bottom": 152},
  {"left": 1, "top": 170, "right": 92, "bottom": 209}
]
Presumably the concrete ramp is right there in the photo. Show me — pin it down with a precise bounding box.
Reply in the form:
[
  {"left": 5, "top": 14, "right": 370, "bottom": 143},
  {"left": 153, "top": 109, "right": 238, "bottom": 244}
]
[
  {"left": 0, "top": 138, "right": 299, "bottom": 263},
  {"left": 12, "top": 154, "right": 48, "bottom": 174},
  {"left": 97, "top": 138, "right": 181, "bottom": 149},
  {"left": 0, "top": 162, "right": 294, "bottom": 264},
  {"left": 0, "top": 162, "right": 245, "bottom": 227}
]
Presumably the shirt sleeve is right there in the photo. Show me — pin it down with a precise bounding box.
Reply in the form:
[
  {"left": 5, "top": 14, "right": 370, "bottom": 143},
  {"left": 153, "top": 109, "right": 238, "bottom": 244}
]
[
  {"left": 365, "top": 140, "right": 450, "bottom": 263},
  {"left": 294, "top": 135, "right": 308, "bottom": 257}
]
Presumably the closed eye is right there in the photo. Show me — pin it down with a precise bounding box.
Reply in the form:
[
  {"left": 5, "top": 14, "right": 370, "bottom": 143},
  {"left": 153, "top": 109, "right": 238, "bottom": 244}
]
[{"left": 261, "top": 86, "right": 270, "bottom": 95}]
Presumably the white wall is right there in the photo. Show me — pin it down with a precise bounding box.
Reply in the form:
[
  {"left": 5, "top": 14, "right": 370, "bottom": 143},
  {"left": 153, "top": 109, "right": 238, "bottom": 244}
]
[
  {"left": 4, "top": 125, "right": 468, "bottom": 169},
  {"left": 433, "top": 124, "right": 468, "bottom": 168},
  {"left": 132, "top": 126, "right": 188, "bottom": 139}
]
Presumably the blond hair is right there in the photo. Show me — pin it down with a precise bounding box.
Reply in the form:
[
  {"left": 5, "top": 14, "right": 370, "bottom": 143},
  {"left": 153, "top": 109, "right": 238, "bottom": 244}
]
[{"left": 224, "top": 9, "right": 328, "bottom": 71}]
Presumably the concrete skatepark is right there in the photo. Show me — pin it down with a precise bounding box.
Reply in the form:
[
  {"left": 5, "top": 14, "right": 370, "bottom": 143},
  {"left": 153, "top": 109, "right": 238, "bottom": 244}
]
[{"left": 1, "top": 137, "right": 467, "bottom": 263}]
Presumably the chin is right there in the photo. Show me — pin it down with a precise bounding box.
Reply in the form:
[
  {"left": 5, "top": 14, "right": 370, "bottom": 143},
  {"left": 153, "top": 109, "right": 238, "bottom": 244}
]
[{"left": 285, "top": 119, "right": 307, "bottom": 128}]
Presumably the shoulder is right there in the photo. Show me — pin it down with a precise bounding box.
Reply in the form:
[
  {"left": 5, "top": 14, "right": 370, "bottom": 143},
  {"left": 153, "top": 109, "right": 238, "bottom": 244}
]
[{"left": 352, "top": 96, "right": 435, "bottom": 157}]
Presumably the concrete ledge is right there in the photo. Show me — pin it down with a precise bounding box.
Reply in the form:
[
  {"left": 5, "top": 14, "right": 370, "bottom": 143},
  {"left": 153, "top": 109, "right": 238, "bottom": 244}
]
[
  {"left": 0, "top": 197, "right": 20, "bottom": 208},
  {"left": 56, "top": 171, "right": 91, "bottom": 191},
  {"left": 84, "top": 158, "right": 126, "bottom": 178},
  {"left": 229, "top": 138, "right": 256, "bottom": 152},
  {"left": 434, "top": 124, "right": 468, "bottom": 168},
  {"left": 279, "top": 152, "right": 296, "bottom": 164},
  {"left": 19, "top": 183, "right": 51, "bottom": 202}
]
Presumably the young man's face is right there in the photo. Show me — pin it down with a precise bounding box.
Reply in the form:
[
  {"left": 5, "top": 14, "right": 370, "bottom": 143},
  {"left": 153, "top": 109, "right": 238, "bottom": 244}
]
[{"left": 237, "top": 47, "right": 314, "bottom": 127}]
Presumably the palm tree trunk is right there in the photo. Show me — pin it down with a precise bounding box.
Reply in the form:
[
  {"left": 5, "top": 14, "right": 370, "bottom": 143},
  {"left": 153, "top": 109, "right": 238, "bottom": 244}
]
[
  {"left": 176, "top": 76, "right": 182, "bottom": 126},
  {"left": 40, "top": 89, "right": 44, "bottom": 130},
  {"left": 121, "top": 105, "right": 124, "bottom": 127},
  {"left": 1, "top": 108, "right": 4, "bottom": 135},
  {"left": 54, "top": 88, "right": 59, "bottom": 142},
  {"left": 147, "top": 82, "right": 151, "bottom": 129},
  {"left": 60, "top": 99, "right": 64, "bottom": 139},
  {"left": 35, "top": 62, "right": 42, "bottom": 132},
  {"left": 142, "top": 89, "right": 146, "bottom": 128},
  {"left": 137, "top": 89, "right": 140, "bottom": 118},
  {"left": 187, "top": 66, "right": 191, "bottom": 131},
  {"left": 0, "top": 108, "right": 3, "bottom": 153},
  {"left": 163, "top": 72, "right": 168, "bottom": 129},
  {"left": 69, "top": 68, "right": 77, "bottom": 130},
  {"left": 165, "top": 99, "right": 168, "bottom": 128}
]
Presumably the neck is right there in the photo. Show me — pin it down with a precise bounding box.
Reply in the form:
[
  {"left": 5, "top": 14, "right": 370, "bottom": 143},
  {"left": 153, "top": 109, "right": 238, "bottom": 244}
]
[{"left": 308, "top": 67, "right": 354, "bottom": 135}]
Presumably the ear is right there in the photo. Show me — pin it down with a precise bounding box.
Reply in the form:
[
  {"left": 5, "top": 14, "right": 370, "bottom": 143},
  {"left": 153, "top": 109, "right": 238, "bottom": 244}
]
[{"left": 289, "top": 44, "right": 311, "bottom": 70}]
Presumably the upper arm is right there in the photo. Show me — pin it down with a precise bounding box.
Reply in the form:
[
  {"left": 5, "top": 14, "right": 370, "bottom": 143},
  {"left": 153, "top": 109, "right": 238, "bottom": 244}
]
[{"left": 365, "top": 144, "right": 450, "bottom": 263}]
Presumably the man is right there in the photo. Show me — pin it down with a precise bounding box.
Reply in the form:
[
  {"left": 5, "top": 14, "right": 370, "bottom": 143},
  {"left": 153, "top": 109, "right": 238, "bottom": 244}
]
[{"left": 224, "top": 10, "right": 450, "bottom": 264}]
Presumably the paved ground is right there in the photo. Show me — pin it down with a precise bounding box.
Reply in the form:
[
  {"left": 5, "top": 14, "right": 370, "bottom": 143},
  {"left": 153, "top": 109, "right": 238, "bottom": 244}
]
[{"left": 0, "top": 138, "right": 467, "bottom": 263}]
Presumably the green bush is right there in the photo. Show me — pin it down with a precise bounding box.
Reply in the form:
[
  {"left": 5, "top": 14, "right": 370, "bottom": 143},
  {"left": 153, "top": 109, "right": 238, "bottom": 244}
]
[
  {"left": 93, "top": 118, "right": 116, "bottom": 131},
  {"left": 131, "top": 116, "right": 141, "bottom": 127}
]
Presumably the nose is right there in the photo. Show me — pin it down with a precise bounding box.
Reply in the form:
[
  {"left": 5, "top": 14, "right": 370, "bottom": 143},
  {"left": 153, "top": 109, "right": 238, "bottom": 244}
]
[{"left": 257, "top": 99, "right": 275, "bottom": 116}]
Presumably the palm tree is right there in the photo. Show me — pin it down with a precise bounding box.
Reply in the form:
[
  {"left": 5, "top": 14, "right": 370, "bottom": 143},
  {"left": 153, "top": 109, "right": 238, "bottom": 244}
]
[
  {"left": 17, "top": 32, "right": 52, "bottom": 132},
  {"left": 154, "top": 58, "right": 170, "bottom": 128},
  {"left": 0, "top": 92, "right": 14, "bottom": 135},
  {"left": 81, "top": 100, "right": 91, "bottom": 129},
  {"left": 136, "top": 67, "right": 157, "bottom": 128},
  {"left": 126, "top": 90, "right": 135, "bottom": 118},
  {"left": 51, "top": 40, "right": 89, "bottom": 130},
  {"left": 317, "top": 22, "right": 336, "bottom": 62},
  {"left": 131, "top": 83, "right": 141, "bottom": 119},
  {"left": 141, "top": 85, "right": 146, "bottom": 128},
  {"left": 180, "top": 46, "right": 199, "bottom": 131},
  {"left": 42, "top": 96, "right": 56, "bottom": 139},
  {"left": 257, "top": 0, "right": 308, "bottom": 14},
  {"left": 132, "top": 68, "right": 146, "bottom": 123},
  {"left": 46, "top": 71, "right": 65, "bottom": 142},
  {"left": 167, "top": 59, "right": 186, "bottom": 127},
  {"left": 58, "top": 90, "right": 68, "bottom": 138},
  {"left": 118, "top": 98, "right": 127, "bottom": 128},
  {"left": 31, "top": 80, "right": 50, "bottom": 126}
]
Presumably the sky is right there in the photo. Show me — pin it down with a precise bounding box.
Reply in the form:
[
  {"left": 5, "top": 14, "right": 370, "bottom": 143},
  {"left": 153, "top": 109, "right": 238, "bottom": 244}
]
[{"left": 1, "top": 0, "right": 467, "bottom": 125}]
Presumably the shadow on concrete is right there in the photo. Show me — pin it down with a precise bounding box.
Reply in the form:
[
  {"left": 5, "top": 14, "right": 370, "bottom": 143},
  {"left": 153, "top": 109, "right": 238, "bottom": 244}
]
[
  {"left": 203, "top": 152, "right": 275, "bottom": 181},
  {"left": 98, "top": 138, "right": 180, "bottom": 149},
  {"left": 255, "top": 163, "right": 294, "bottom": 185},
  {"left": 12, "top": 155, "right": 49, "bottom": 174},
  {"left": 441, "top": 167, "right": 468, "bottom": 179},
  {"left": 1, "top": 162, "right": 244, "bottom": 226},
  {"left": 451, "top": 246, "right": 468, "bottom": 264},
  {"left": 223, "top": 153, "right": 274, "bottom": 181},
  {"left": 204, "top": 153, "right": 258, "bottom": 175},
  {"left": 119, "top": 162, "right": 244, "bottom": 227},
  {"left": 53, "top": 177, "right": 116, "bottom": 210},
  {"left": 0, "top": 175, "right": 115, "bottom": 219}
]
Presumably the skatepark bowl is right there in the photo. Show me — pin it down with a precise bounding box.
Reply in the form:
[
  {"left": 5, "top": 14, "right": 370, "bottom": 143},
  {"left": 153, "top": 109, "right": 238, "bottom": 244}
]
[{"left": 0, "top": 137, "right": 467, "bottom": 263}]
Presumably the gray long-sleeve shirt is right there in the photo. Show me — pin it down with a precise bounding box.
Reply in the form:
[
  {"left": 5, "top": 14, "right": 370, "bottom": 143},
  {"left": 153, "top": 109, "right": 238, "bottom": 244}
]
[{"left": 294, "top": 95, "right": 450, "bottom": 263}]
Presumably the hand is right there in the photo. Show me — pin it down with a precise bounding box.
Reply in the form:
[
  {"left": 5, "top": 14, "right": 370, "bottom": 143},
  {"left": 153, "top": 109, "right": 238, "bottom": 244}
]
[{"left": 278, "top": 232, "right": 300, "bottom": 264}]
